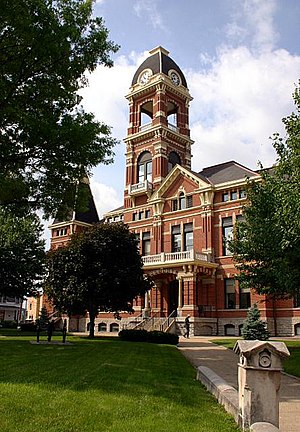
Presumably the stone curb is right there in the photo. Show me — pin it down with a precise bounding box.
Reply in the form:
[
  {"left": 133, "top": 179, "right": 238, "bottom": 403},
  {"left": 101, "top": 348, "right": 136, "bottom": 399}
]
[
  {"left": 196, "top": 365, "right": 239, "bottom": 422},
  {"left": 250, "top": 422, "right": 279, "bottom": 432}
]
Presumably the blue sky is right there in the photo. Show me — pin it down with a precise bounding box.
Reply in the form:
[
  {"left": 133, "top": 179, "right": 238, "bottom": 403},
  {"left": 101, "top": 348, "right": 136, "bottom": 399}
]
[{"left": 67, "top": 1, "right": 300, "bottom": 225}]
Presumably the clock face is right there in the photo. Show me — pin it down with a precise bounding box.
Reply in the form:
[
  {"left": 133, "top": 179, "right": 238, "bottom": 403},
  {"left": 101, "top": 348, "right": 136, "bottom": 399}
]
[
  {"left": 170, "top": 71, "right": 180, "bottom": 86},
  {"left": 140, "top": 70, "right": 152, "bottom": 84}
]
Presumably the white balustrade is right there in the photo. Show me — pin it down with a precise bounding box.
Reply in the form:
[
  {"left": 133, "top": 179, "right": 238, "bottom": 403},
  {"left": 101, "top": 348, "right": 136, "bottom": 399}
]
[{"left": 142, "top": 249, "right": 211, "bottom": 266}]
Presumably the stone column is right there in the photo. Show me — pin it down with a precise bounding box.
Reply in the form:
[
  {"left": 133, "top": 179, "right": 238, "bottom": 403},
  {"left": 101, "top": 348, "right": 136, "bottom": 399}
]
[
  {"left": 234, "top": 340, "right": 290, "bottom": 430},
  {"left": 177, "top": 276, "right": 183, "bottom": 317}
]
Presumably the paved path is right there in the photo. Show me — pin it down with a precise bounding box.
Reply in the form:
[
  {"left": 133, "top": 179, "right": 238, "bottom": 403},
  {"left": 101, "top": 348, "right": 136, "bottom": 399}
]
[{"left": 178, "top": 337, "right": 300, "bottom": 432}]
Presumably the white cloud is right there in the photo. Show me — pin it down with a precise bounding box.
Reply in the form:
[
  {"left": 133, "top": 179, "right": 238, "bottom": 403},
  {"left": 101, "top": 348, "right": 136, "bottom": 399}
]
[
  {"left": 90, "top": 179, "right": 123, "bottom": 218},
  {"left": 188, "top": 46, "right": 300, "bottom": 171},
  {"left": 226, "top": 0, "right": 279, "bottom": 53},
  {"left": 133, "top": 0, "right": 167, "bottom": 32}
]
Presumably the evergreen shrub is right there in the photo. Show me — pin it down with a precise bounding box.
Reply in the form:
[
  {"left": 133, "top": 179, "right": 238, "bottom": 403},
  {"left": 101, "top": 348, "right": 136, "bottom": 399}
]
[{"left": 242, "top": 303, "right": 270, "bottom": 340}]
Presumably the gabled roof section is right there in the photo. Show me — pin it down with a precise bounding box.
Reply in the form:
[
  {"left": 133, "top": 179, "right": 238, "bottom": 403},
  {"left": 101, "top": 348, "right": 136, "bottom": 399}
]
[
  {"left": 197, "top": 161, "right": 259, "bottom": 185},
  {"left": 53, "top": 178, "right": 99, "bottom": 225},
  {"left": 150, "top": 164, "right": 210, "bottom": 200}
]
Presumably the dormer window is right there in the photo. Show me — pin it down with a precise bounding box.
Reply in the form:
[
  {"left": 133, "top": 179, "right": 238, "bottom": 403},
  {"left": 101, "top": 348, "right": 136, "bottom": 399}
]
[
  {"left": 172, "top": 193, "right": 193, "bottom": 211},
  {"left": 179, "top": 192, "right": 186, "bottom": 210}
]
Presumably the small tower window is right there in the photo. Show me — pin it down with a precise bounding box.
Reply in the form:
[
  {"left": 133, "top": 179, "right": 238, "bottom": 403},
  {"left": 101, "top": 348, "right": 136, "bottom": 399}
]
[
  {"left": 140, "top": 101, "right": 153, "bottom": 130},
  {"left": 167, "top": 101, "right": 178, "bottom": 131},
  {"left": 168, "top": 151, "right": 181, "bottom": 172},
  {"left": 137, "top": 151, "right": 152, "bottom": 183}
]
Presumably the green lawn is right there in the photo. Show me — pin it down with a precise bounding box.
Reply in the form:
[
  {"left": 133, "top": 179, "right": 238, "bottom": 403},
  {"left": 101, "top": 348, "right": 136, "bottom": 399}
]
[
  {"left": 0, "top": 331, "right": 240, "bottom": 432},
  {"left": 212, "top": 338, "right": 300, "bottom": 378}
]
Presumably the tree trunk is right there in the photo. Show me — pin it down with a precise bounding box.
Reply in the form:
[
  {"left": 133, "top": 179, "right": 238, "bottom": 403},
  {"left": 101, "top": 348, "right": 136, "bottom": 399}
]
[{"left": 89, "top": 308, "right": 95, "bottom": 338}]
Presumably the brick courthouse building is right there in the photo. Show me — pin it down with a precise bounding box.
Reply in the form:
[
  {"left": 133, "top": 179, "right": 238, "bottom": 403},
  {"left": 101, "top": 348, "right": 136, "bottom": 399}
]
[{"left": 49, "top": 47, "right": 300, "bottom": 337}]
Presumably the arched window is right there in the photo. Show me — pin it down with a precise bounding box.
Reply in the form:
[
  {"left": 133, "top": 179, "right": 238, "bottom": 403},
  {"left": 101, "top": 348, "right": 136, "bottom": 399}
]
[
  {"left": 224, "top": 324, "right": 235, "bottom": 336},
  {"left": 98, "top": 322, "right": 107, "bottom": 332},
  {"left": 110, "top": 323, "right": 119, "bottom": 333},
  {"left": 294, "top": 323, "right": 300, "bottom": 336},
  {"left": 137, "top": 151, "right": 152, "bottom": 183},
  {"left": 239, "top": 324, "right": 244, "bottom": 336},
  {"left": 168, "top": 151, "right": 181, "bottom": 172}
]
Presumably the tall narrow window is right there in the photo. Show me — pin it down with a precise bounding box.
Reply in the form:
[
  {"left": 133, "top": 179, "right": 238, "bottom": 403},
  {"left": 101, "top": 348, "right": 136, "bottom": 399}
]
[
  {"left": 179, "top": 192, "right": 186, "bottom": 210},
  {"left": 137, "top": 151, "right": 152, "bottom": 183},
  {"left": 225, "top": 279, "right": 236, "bottom": 309},
  {"left": 184, "top": 223, "right": 193, "bottom": 251},
  {"left": 171, "top": 225, "right": 181, "bottom": 252},
  {"left": 186, "top": 195, "right": 193, "bottom": 208},
  {"left": 142, "top": 232, "right": 151, "bottom": 256},
  {"left": 239, "top": 286, "right": 251, "bottom": 309},
  {"left": 222, "top": 217, "right": 233, "bottom": 255}
]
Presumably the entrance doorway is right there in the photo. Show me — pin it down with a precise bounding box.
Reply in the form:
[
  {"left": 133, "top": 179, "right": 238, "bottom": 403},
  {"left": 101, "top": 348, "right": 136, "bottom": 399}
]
[{"left": 168, "top": 280, "right": 179, "bottom": 316}]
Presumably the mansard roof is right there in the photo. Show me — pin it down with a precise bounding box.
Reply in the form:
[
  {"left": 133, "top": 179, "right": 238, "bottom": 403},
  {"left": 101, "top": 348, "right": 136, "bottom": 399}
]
[
  {"left": 197, "top": 161, "right": 259, "bottom": 185},
  {"left": 131, "top": 46, "right": 187, "bottom": 88}
]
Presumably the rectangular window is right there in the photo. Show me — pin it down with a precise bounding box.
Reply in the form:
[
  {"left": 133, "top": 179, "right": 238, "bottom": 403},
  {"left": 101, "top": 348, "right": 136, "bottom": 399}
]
[
  {"left": 239, "top": 190, "right": 246, "bottom": 199},
  {"left": 186, "top": 195, "right": 193, "bottom": 208},
  {"left": 222, "top": 192, "right": 229, "bottom": 202},
  {"left": 172, "top": 200, "right": 178, "bottom": 211},
  {"left": 239, "top": 286, "right": 251, "bottom": 309},
  {"left": 294, "top": 290, "right": 300, "bottom": 307},
  {"left": 171, "top": 225, "right": 181, "bottom": 252},
  {"left": 135, "top": 233, "right": 140, "bottom": 252},
  {"left": 236, "top": 214, "right": 245, "bottom": 223},
  {"left": 142, "top": 232, "right": 151, "bottom": 256},
  {"left": 145, "top": 209, "right": 150, "bottom": 218},
  {"left": 184, "top": 223, "right": 193, "bottom": 251},
  {"left": 133, "top": 213, "right": 137, "bottom": 221},
  {"left": 230, "top": 191, "right": 238, "bottom": 200},
  {"left": 222, "top": 217, "right": 233, "bottom": 255},
  {"left": 225, "top": 279, "right": 236, "bottom": 309},
  {"left": 138, "top": 211, "right": 144, "bottom": 220}
]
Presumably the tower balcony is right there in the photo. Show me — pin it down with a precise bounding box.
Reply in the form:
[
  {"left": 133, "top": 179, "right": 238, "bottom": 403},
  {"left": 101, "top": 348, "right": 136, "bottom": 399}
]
[
  {"left": 142, "top": 249, "right": 216, "bottom": 269},
  {"left": 128, "top": 180, "right": 153, "bottom": 196}
]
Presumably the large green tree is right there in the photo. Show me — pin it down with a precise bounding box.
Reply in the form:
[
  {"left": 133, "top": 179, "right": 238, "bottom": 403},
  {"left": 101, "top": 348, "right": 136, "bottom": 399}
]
[
  {"left": 0, "top": 209, "right": 45, "bottom": 298},
  {"left": 45, "top": 223, "right": 152, "bottom": 338},
  {"left": 0, "top": 0, "right": 119, "bottom": 217},
  {"left": 230, "top": 83, "right": 300, "bottom": 299}
]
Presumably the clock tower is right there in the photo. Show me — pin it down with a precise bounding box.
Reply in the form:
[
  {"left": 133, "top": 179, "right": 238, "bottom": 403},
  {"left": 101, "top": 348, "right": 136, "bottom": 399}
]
[{"left": 124, "top": 46, "right": 193, "bottom": 217}]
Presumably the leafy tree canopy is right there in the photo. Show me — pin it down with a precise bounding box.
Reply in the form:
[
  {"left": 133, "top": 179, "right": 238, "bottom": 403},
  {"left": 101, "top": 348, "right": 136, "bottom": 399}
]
[
  {"left": 45, "top": 223, "right": 152, "bottom": 337},
  {"left": 0, "top": 0, "right": 119, "bottom": 217},
  {"left": 0, "top": 209, "right": 45, "bottom": 298},
  {"left": 230, "top": 83, "right": 300, "bottom": 299}
]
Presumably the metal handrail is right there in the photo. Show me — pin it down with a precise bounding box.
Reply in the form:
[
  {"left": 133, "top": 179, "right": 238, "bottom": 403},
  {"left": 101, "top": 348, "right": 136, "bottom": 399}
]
[{"left": 160, "top": 310, "right": 177, "bottom": 332}]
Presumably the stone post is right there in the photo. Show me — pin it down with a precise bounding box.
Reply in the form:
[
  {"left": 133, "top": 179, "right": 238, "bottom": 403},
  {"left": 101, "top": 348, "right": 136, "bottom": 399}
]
[{"left": 234, "top": 340, "right": 290, "bottom": 430}]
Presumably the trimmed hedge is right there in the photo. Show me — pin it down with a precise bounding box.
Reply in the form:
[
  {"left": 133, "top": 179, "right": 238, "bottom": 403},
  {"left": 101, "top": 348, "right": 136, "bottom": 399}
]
[
  {"left": 118, "top": 329, "right": 179, "bottom": 345},
  {"left": 0, "top": 320, "right": 17, "bottom": 329},
  {"left": 20, "top": 322, "right": 37, "bottom": 332}
]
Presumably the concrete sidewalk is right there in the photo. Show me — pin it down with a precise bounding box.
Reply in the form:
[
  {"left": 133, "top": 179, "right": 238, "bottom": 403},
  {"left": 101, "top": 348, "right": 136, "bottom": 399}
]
[{"left": 178, "top": 337, "right": 300, "bottom": 432}]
